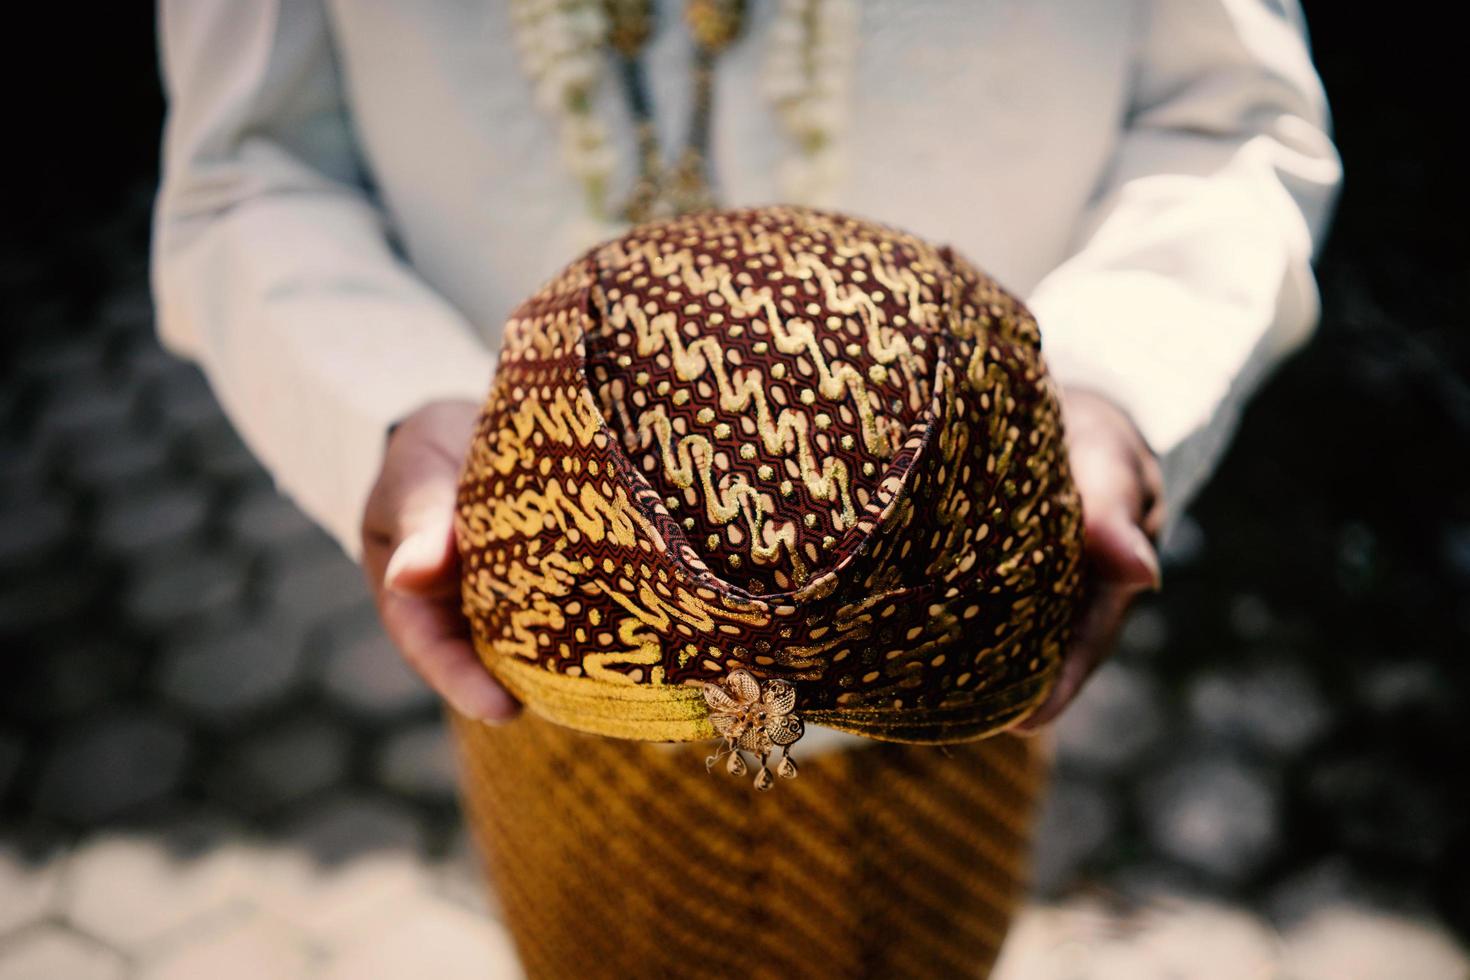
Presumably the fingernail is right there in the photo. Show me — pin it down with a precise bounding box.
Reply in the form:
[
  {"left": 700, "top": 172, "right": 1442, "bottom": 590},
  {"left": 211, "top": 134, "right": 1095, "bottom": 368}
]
[
  {"left": 457, "top": 682, "right": 518, "bottom": 725},
  {"left": 1131, "top": 528, "right": 1162, "bottom": 591},
  {"left": 383, "top": 530, "right": 430, "bottom": 591},
  {"left": 471, "top": 697, "right": 516, "bottom": 726}
]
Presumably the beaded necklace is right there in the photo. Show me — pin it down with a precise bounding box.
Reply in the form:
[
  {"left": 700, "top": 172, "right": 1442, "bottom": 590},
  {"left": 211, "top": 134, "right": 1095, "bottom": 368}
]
[{"left": 508, "top": 0, "right": 857, "bottom": 224}]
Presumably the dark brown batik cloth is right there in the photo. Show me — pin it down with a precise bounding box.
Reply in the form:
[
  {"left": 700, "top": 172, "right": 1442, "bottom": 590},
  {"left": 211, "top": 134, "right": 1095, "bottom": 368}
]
[
  {"left": 455, "top": 206, "right": 1082, "bottom": 772},
  {"left": 451, "top": 207, "right": 1079, "bottom": 979}
]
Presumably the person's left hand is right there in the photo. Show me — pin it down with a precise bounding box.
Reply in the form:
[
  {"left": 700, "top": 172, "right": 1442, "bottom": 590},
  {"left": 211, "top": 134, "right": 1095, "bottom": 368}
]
[
  {"left": 1013, "top": 386, "right": 1164, "bottom": 732},
  {"left": 360, "top": 399, "right": 521, "bottom": 724}
]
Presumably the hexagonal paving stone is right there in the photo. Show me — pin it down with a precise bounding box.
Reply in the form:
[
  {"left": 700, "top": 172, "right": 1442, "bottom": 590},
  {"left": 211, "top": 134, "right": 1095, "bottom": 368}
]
[
  {"left": 992, "top": 899, "right": 1280, "bottom": 980},
  {"left": 182, "top": 418, "right": 268, "bottom": 486},
  {"left": 0, "top": 572, "right": 103, "bottom": 637},
  {"left": 227, "top": 488, "right": 321, "bottom": 551},
  {"left": 156, "top": 621, "right": 307, "bottom": 723},
  {"left": 120, "top": 341, "right": 181, "bottom": 387},
  {"left": 320, "top": 891, "right": 522, "bottom": 980},
  {"left": 0, "top": 637, "right": 135, "bottom": 724},
  {"left": 0, "top": 924, "right": 126, "bottom": 980},
  {"left": 96, "top": 484, "right": 209, "bottom": 554},
  {"left": 97, "top": 283, "right": 154, "bottom": 333},
  {"left": 123, "top": 549, "right": 248, "bottom": 628},
  {"left": 16, "top": 337, "right": 103, "bottom": 383},
  {"left": 209, "top": 719, "right": 351, "bottom": 815},
  {"left": 1280, "top": 904, "right": 1469, "bottom": 980},
  {"left": 1117, "top": 604, "right": 1169, "bottom": 659},
  {"left": 64, "top": 820, "right": 259, "bottom": 953},
  {"left": 1266, "top": 857, "right": 1373, "bottom": 926},
  {"left": 34, "top": 713, "right": 191, "bottom": 824},
  {"left": 150, "top": 364, "right": 223, "bottom": 433},
  {"left": 1055, "top": 661, "right": 1165, "bottom": 773},
  {"left": 280, "top": 794, "right": 424, "bottom": 866},
  {"left": 251, "top": 795, "right": 434, "bottom": 944},
  {"left": 0, "top": 499, "right": 70, "bottom": 567},
  {"left": 1028, "top": 779, "right": 1119, "bottom": 896},
  {"left": 0, "top": 733, "right": 23, "bottom": 803},
  {"left": 61, "top": 419, "right": 171, "bottom": 489},
  {"left": 137, "top": 915, "right": 315, "bottom": 980},
  {"left": 33, "top": 374, "right": 139, "bottom": 448},
  {"left": 1188, "top": 663, "right": 1332, "bottom": 756},
  {"left": 433, "top": 830, "right": 495, "bottom": 921},
  {"left": 319, "top": 618, "right": 435, "bottom": 719},
  {"left": 0, "top": 842, "right": 63, "bottom": 939},
  {"left": 263, "top": 548, "right": 371, "bottom": 632},
  {"left": 374, "top": 721, "right": 457, "bottom": 800},
  {"left": 0, "top": 445, "right": 48, "bottom": 509},
  {"left": 1139, "top": 757, "right": 1279, "bottom": 882}
]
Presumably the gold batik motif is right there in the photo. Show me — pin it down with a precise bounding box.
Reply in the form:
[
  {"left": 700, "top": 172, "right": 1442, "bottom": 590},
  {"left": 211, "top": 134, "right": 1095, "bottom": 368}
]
[
  {"left": 454, "top": 710, "right": 1048, "bottom": 978},
  {"left": 456, "top": 206, "right": 1083, "bottom": 750}
]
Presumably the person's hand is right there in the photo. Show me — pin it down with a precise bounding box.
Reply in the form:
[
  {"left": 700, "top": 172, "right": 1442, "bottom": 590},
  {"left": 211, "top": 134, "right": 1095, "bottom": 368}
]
[
  {"left": 1014, "top": 386, "right": 1164, "bottom": 732},
  {"left": 361, "top": 399, "right": 520, "bottom": 723}
]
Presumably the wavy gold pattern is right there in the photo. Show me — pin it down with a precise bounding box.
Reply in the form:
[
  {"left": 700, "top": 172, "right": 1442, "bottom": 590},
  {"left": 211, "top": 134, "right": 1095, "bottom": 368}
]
[{"left": 456, "top": 207, "right": 1083, "bottom": 745}]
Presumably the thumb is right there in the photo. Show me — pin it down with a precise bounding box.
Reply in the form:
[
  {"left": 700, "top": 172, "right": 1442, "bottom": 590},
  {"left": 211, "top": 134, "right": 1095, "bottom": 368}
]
[
  {"left": 376, "top": 443, "right": 464, "bottom": 597},
  {"left": 383, "top": 511, "right": 458, "bottom": 597},
  {"left": 1085, "top": 514, "right": 1161, "bottom": 591},
  {"left": 1071, "top": 451, "right": 1160, "bottom": 591}
]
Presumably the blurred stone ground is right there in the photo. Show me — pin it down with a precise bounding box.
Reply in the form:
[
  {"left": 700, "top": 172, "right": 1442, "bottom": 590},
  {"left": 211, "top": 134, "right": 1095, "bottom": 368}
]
[
  {"left": 0, "top": 186, "right": 1466, "bottom": 978},
  {"left": 2, "top": 3, "right": 1469, "bottom": 971}
]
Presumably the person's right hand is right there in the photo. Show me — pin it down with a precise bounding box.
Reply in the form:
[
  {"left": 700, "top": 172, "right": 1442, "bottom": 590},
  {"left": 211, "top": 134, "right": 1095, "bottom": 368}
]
[
  {"left": 1011, "top": 386, "right": 1163, "bottom": 733},
  {"left": 360, "top": 399, "right": 520, "bottom": 723}
]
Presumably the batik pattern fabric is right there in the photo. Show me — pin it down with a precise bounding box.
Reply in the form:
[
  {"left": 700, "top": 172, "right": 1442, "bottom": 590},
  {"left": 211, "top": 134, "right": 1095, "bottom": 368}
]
[
  {"left": 455, "top": 206, "right": 1082, "bottom": 756},
  {"left": 453, "top": 710, "right": 1047, "bottom": 979}
]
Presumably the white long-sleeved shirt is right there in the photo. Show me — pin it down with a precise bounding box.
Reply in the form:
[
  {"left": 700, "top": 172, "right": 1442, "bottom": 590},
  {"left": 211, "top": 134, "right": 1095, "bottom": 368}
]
[{"left": 153, "top": 0, "right": 1341, "bottom": 560}]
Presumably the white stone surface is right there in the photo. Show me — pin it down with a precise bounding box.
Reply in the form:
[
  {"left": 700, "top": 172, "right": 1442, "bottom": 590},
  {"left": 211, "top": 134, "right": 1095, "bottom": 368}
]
[
  {"left": 1280, "top": 904, "right": 1469, "bottom": 980},
  {"left": 248, "top": 797, "right": 434, "bottom": 944},
  {"left": 994, "top": 898, "right": 1280, "bottom": 980},
  {"left": 4, "top": 817, "right": 1469, "bottom": 980},
  {"left": 138, "top": 916, "right": 316, "bottom": 980},
  {"left": 432, "top": 831, "right": 497, "bottom": 921},
  {"left": 993, "top": 896, "right": 1470, "bottom": 980},
  {"left": 0, "top": 925, "right": 126, "bottom": 980},
  {"left": 64, "top": 825, "right": 257, "bottom": 952},
  {"left": 0, "top": 845, "right": 61, "bottom": 940},
  {"left": 320, "top": 893, "right": 522, "bottom": 980}
]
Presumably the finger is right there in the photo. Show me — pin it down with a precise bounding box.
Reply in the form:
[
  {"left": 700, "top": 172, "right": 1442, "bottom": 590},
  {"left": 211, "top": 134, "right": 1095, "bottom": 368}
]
[
  {"left": 1084, "top": 514, "right": 1161, "bottom": 591},
  {"left": 1135, "top": 450, "right": 1167, "bottom": 542},
  {"left": 383, "top": 516, "right": 460, "bottom": 599},
  {"left": 362, "top": 448, "right": 463, "bottom": 597},
  {"left": 1069, "top": 440, "right": 1161, "bottom": 589},
  {"left": 1012, "top": 580, "right": 1136, "bottom": 732},
  {"left": 363, "top": 447, "right": 460, "bottom": 548},
  {"left": 380, "top": 590, "right": 521, "bottom": 722}
]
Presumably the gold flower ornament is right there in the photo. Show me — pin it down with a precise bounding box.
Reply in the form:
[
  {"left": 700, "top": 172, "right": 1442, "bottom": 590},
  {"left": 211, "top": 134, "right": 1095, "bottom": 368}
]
[{"left": 703, "top": 669, "right": 804, "bottom": 791}]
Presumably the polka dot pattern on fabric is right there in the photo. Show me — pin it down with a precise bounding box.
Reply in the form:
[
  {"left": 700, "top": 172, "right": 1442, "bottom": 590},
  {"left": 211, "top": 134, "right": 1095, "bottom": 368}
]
[{"left": 456, "top": 207, "right": 1083, "bottom": 743}]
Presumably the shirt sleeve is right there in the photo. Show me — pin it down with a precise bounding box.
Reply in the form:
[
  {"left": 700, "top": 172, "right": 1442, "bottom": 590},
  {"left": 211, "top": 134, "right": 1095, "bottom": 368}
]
[
  {"left": 151, "top": 0, "right": 496, "bottom": 560},
  {"left": 1025, "top": 0, "right": 1342, "bottom": 518}
]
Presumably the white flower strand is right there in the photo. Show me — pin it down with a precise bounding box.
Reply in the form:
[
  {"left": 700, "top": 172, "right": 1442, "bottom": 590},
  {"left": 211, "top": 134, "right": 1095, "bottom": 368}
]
[
  {"left": 509, "top": 0, "right": 616, "bottom": 217},
  {"left": 509, "top": 0, "right": 860, "bottom": 221},
  {"left": 762, "top": 0, "right": 858, "bottom": 206}
]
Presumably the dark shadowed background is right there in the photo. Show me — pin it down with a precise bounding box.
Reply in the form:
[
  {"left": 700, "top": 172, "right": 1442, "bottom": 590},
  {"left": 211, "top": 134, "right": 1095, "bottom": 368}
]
[{"left": 1, "top": 4, "right": 1465, "bottom": 976}]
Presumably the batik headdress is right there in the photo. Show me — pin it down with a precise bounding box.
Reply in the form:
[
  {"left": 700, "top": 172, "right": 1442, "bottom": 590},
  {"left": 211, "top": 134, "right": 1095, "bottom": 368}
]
[{"left": 456, "top": 207, "right": 1082, "bottom": 789}]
